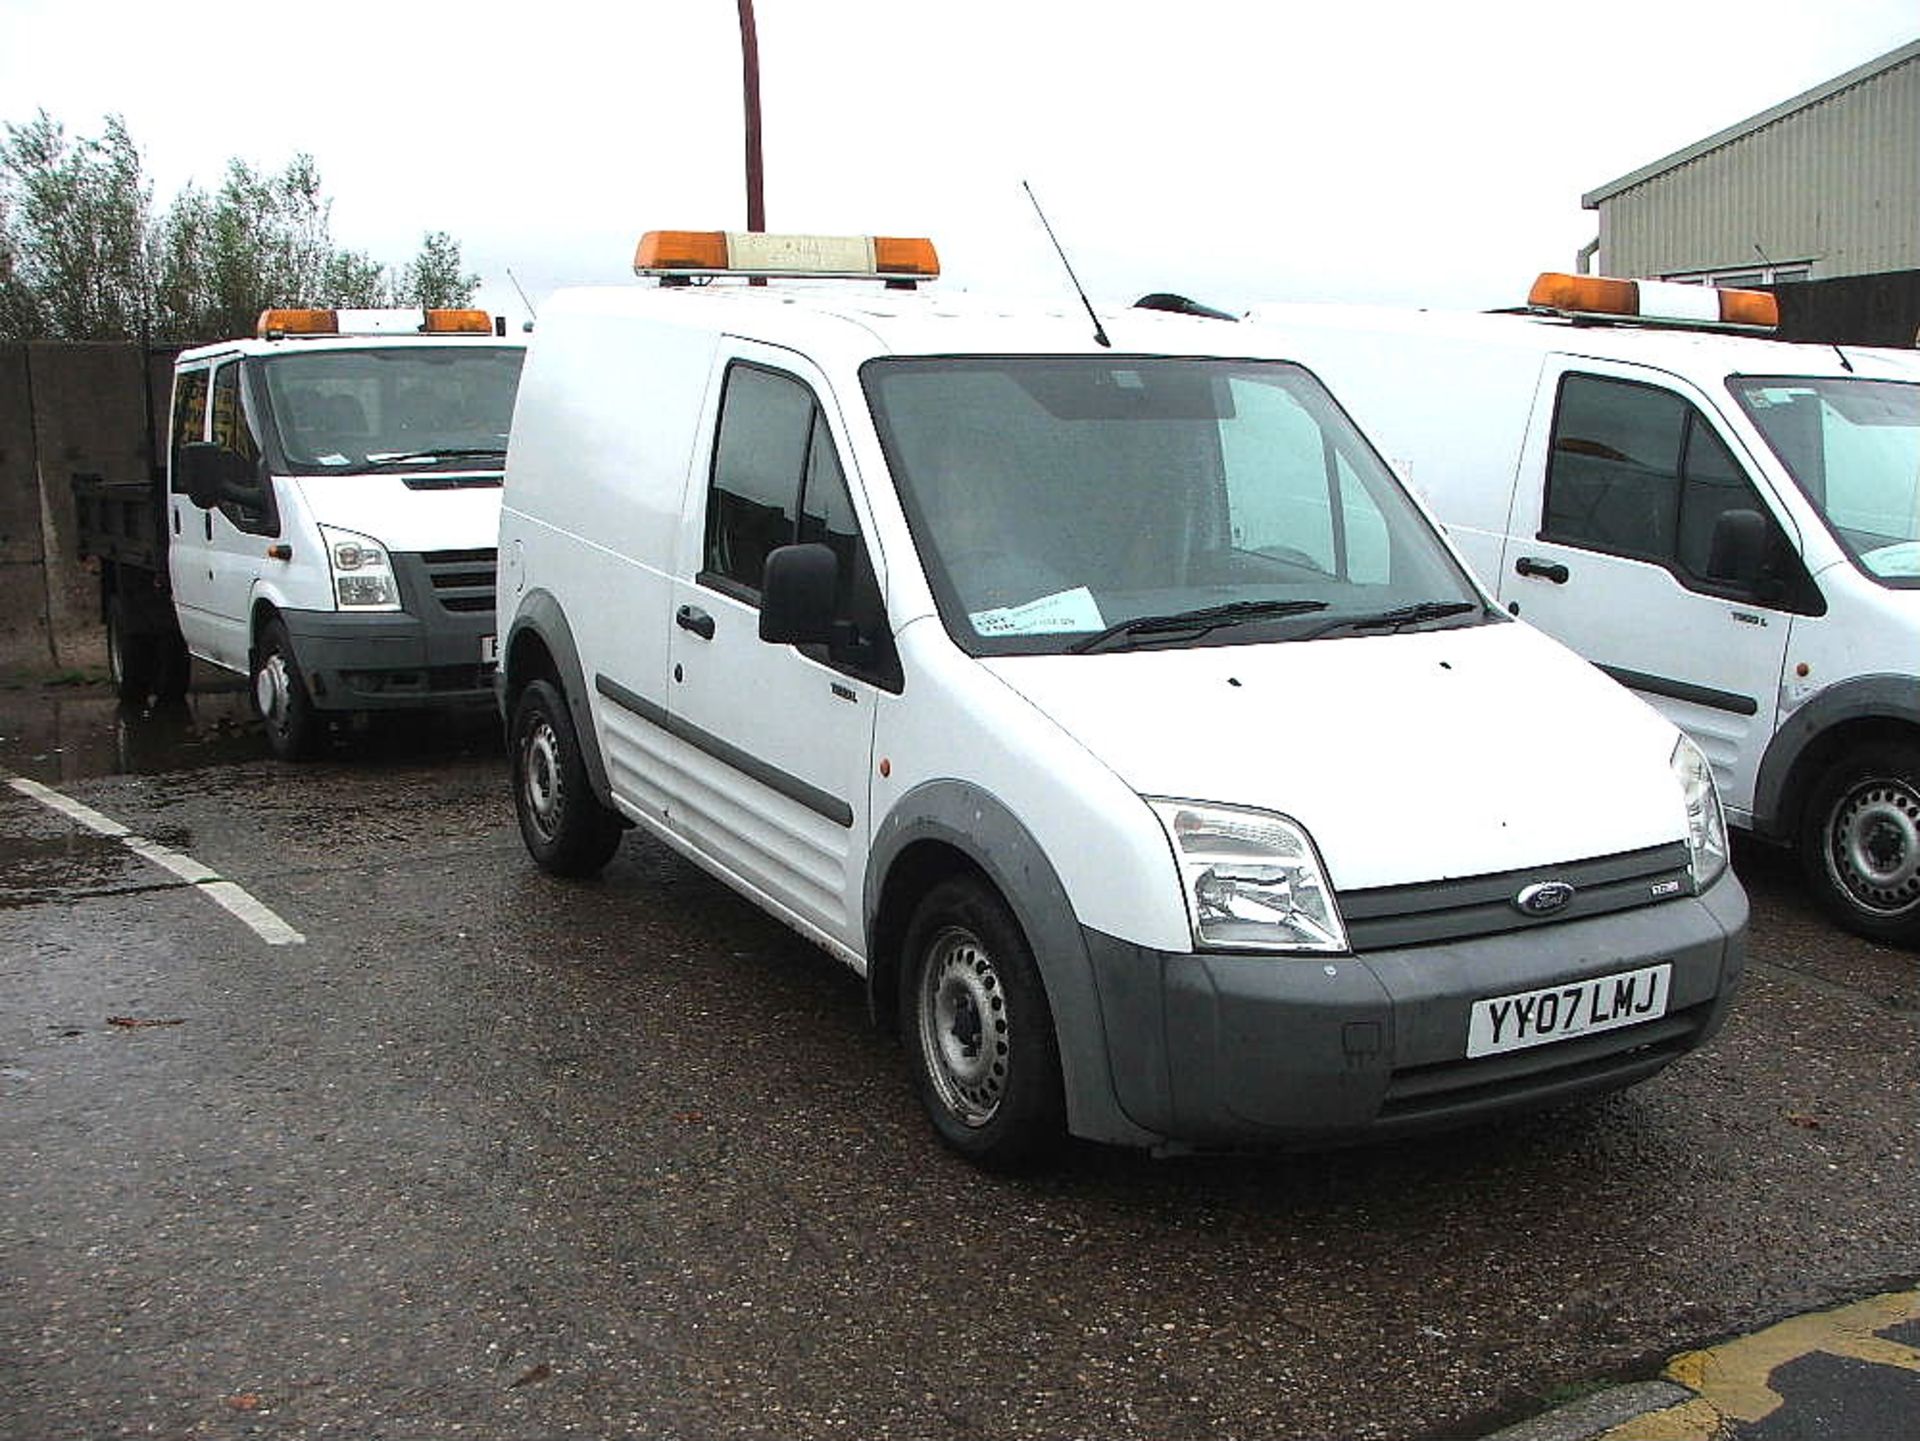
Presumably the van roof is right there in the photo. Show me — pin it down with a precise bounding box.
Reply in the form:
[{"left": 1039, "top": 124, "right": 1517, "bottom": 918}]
[
  {"left": 1246, "top": 302, "right": 1920, "bottom": 383},
  {"left": 541, "top": 281, "right": 1293, "bottom": 365}
]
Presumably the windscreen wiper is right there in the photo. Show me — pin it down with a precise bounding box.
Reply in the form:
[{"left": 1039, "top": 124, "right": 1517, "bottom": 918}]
[
  {"left": 1299, "top": 600, "right": 1483, "bottom": 640},
  {"left": 364, "top": 446, "right": 508, "bottom": 466},
  {"left": 1068, "top": 598, "right": 1328, "bottom": 654}
]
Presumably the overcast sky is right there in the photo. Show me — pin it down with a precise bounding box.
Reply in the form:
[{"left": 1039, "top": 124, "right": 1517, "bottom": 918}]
[{"left": 2, "top": 0, "right": 1914, "bottom": 326}]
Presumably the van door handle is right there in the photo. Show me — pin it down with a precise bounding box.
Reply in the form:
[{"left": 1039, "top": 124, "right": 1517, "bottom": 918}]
[
  {"left": 1515, "top": 556, "right": 1569, "bottom": 584},
  {"left": 675, "top": 604, "right": 715, "bottom": 640}
]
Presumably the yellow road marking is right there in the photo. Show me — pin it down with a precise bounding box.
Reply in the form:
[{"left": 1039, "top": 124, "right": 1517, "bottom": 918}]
[{"left": 1598, "top": 1288, "right": 1920, "bottom": 1440}]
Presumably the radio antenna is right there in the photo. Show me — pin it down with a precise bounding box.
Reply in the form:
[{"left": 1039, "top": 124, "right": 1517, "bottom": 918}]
[
  {"left": 506, "top": 267, "right": 538, "bottom": 323},
  {"left": 1023, "top": 180, "right": 1110, "bottom": 348}
]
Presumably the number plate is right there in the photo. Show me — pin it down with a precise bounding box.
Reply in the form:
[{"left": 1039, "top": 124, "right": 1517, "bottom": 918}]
[
  {"left": 1466, "top": 963, "right": 1671, "bottom": 1058},
  {"left": 479, "top": 634, "right": 497, "bottom": 666}
]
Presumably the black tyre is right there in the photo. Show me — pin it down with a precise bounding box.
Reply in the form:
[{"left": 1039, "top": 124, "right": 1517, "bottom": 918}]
[
  {"left": 106, "top": 595, "right": 158, "bottom": 706},
  {"left": 900, "top": 876, "right": 1066, "bottom": 1168},
  {"left": 153, "top": 630, "right": 192, "bottom": 704},
  {"left": 1801, "top": 743, "right": 1920, "bottom": 947},
  {"left": 510, "top": 679, "right": 624, "bottom": 877},
  {"left": 252, "top": 617, "right": 323, "bottom": 761}
]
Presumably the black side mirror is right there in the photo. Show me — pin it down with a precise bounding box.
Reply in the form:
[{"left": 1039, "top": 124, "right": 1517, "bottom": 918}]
[
  {"left": 759, "top": 543, "right": 838, "bottom": 645},
  {"left": 1706, "top": 508, "right": 1770, "bottom": 585},
  {"left": 178, "top": 442, "right": 257, "bottom": 509}
]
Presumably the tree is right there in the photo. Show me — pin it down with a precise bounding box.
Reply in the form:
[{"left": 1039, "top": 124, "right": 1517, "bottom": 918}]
[
  {"left": 0, "top": 111, "right": 150, "bottom": 340},
  {"left": 0, "top": 112, "right": 483, "bottom": 343},
  {"left": 396, "top": 231, "right": 479, "bottom": 309}
]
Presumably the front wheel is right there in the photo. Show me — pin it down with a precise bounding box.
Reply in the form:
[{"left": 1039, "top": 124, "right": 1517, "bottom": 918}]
[
  {"left": 252, "top": 617, "right": 323, "bottom": 761},
  {"left": 1801, "top": 744, "right": 1920, "bottom": 947},
  {"left": 510, "top": 679, "right": 624, "bottom": 877},
  {"left": 900, "top": 876, "right": 1065, "bottom": 1168}
]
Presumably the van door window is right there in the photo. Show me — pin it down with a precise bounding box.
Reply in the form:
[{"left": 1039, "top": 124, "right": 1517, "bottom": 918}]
[
  {"left": 703, "top": 362, "right": 891, "bottom": 679},
  {"left": 169, "top": 367, "right": 210, "bottom": 494},
  {"left": 208, "top": 360, "right": 276, "bottom": 535},
  {"left": 704, "top": 364, "right": 811, "bottom": 593},
  {"left": 1543, "top": 373, "right": 1805, "bottom": 605}
]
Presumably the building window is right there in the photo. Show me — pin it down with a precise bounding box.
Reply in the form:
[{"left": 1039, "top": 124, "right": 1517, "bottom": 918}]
[{"left": 1666, "top": 263, "right": 1811, "bottom": 287}]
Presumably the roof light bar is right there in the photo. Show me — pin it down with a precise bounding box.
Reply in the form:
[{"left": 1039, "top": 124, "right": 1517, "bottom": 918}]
[
  {"left": 633, "top": 229, "right": 940, "bottom": 281},
  {"left": 256, "top": 307, "right": 499, "bottom": 339},
  {"left": 1527, "top": 272, "right": 1778, "bottom": 332}
]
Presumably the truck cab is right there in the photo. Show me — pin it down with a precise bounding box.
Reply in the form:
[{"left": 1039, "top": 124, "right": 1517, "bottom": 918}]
[
  {"left": 168, "top": 307, "right": 526, "bottom": 757},
  {"left": 1251, "top": 277, "right": 1920, "bottom": 944}
]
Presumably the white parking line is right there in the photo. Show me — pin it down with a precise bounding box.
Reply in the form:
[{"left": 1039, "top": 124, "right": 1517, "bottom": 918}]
[{"left": 5, "top": 773, "right": 306, "bottom": 947}]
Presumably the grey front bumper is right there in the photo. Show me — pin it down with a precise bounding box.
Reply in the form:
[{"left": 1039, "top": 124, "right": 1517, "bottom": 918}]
[{"left": 1080, "top": 872, "right": 1747, "bottom": 1147}]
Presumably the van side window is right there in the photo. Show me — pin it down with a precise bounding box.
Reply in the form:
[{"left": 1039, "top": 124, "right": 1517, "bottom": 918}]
[
  {"left": 705, "top": 365, "right": 813, "bottom": 592},
  {"left": 169, "top": 367, "right": 210, "bottom": 493},
  {"left": 1543, "top": 373, "right": 1801, "bottom": 602}
]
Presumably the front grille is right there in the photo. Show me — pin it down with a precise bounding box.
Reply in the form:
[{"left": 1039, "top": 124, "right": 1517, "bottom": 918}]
[
  {"left": 1377, "top": 1001, "right": 1710, "bottom": 1123},
  {"left": 419, "top": 548, "right": 496, "bottom": 614},
  {"left": 1339, "top": 842, "right": 1694, "bottom": 953}
]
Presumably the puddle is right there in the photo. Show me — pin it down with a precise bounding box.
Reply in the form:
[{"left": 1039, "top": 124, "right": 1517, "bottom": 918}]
[{"left": 0, "top": 676, "right": 502, "bottom": 783}]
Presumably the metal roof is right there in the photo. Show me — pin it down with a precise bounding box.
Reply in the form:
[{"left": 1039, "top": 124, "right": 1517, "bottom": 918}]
[{"left": 1582, "top": 36, "right": 1920, "bottom": 208}]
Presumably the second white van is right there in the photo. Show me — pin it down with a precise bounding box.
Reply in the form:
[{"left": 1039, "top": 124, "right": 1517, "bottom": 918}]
[{"left": 1252, "top": 276, "right": 1920, "bottom": 946}]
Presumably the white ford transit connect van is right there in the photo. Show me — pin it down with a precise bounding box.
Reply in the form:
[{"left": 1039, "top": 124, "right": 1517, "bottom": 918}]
[
  {"left": 496, "top": 233, "right": 1746, "bottom": 1164},
  {"left": 1251, "top": 276, "right": 1920, "bottom": 946}
]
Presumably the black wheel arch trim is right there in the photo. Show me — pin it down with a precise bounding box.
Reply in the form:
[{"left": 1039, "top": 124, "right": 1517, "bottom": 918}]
[
  {"left": 865, "top": 780, "right": 1158, "bottom": 1149},
  {"left": 1753, "top": 674, "right": 1920, "bottom": 839},
  {"left": 501, "top": 589, "right": 614, "bottom": 809}
]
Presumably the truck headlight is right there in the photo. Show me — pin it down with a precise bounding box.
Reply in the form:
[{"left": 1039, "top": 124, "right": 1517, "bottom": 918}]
[
  {"left": 1148, "top": 799, "right": 1348, "bottom": 953},
  {"left": 321, "top": 525, "right": 401, "bottom": 611},
  {"left": 1672, "top": 736, "right": 1729, "bottom": 891}
]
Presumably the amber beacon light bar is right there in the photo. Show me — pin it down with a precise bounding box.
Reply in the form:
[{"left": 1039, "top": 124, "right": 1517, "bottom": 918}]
[
  {"left": 1527, "top": 272, "right": 1779, "bottom": 332},
  {"left": 633, "top": 230, "right": 941, "bottom": 282}
]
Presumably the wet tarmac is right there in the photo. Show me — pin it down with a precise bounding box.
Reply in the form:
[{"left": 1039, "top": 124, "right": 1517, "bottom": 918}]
[{"left": 1, "top": 679, "right": 1915, "bottom": 1441}]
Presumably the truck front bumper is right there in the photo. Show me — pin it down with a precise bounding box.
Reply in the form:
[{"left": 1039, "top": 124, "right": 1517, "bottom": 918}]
[
  {"left": 1081, "top": 871, "right": 1747, "bottom": 1148},
  {"left": 278, "top": 608, "right": 495, "bottom": 712}
]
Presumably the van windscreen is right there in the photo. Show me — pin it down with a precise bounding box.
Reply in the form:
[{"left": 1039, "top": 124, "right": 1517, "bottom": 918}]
[{"left": 861, "top": 356, "right": 1486, "bottom": 655}]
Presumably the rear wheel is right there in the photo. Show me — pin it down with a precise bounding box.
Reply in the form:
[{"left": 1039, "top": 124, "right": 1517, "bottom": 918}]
[
  {"left": 510, "top": 679, "right": 624, "bottom": 877},
  {"left": 1801, "top": 743, "right": 1920, "bottom": 947},
  {"left": 252, "top": 617, "right": 322, "bottom": 761},
  {"left": 900, "top": 876, "right": 1065, "bottom": 1168},
  {"left": 106, "top": 595, "right": 157, "bottom": 706}
]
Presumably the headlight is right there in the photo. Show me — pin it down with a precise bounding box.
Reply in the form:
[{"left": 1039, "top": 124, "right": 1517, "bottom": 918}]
[
  {"left": 321, "top": 526, "right": 401, "bottom": 611},
  {"left": 1147, "top": 799, "right": 1348, "bottom": 953},
  {"left": 1672, "top": 736, "right": 1729, "bottom": 891}
]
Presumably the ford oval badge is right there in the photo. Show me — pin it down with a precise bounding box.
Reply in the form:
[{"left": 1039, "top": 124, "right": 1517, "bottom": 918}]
[{"left": 1515, "top": 881, "right": 1575, "bottom": 916}]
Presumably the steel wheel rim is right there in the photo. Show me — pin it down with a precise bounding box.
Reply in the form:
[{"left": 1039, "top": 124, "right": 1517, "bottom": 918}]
[
  {"left": 521, "top": 720, "right": 563, "bottom": 842},
  {"left": 255, "top": 652, "right": 292, "bottom": 732},
  {"left": 916, "top": 924, "right": 1009, "bottom": 1128},
  {"left": 1827, "top": 777, "right": 1920, "bottom": 916}
]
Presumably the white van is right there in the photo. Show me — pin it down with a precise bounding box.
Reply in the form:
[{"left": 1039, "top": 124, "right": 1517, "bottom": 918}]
[
  {"left": 1250, "top": 278, "right": 1920, "bottom": 945},
  {"left": 496, "top": 233, "right": 1745, "bottom": 1164},
  {"left": 169, "top": 308, "right": 526, "bottom": 757}
]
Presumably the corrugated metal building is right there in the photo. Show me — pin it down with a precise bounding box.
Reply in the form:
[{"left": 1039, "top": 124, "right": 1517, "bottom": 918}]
[{"left": 1584, "top": 37, "right": 1919, "bottom": 287}]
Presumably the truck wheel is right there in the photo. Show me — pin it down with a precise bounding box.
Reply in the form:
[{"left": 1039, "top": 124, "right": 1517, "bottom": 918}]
[
  {"left": 106, "top": 596, "right": 157, "bottom": 706},
  {"left": 900, "top": 876, "right": 1065, "bottom": 1168},
  {"left": 252, "top": 618, "right": 322, "bottom": 761},
  {"left": 154, "top": 631, "right": 191, "bottom": 704},
  {"left": 510, "top": 679, "right": 623, "bottom": 877},
  {"left": 1802, "top": 744, "right": 1920, "bottom": 946}
]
